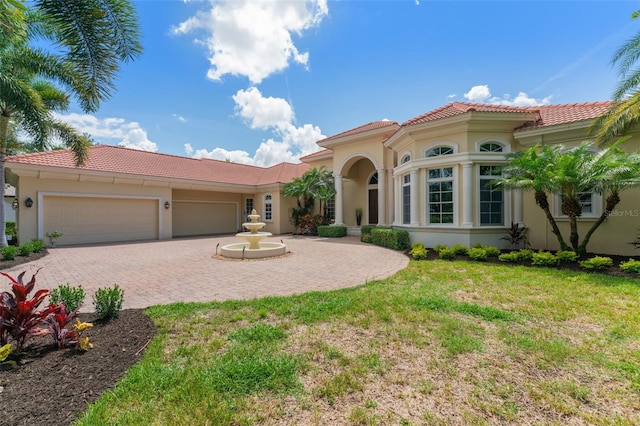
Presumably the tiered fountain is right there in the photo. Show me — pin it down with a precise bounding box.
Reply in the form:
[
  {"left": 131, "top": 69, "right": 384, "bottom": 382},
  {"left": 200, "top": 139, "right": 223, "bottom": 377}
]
[{"left": 220, "top": 209, "right": 287, "bottom": 259}]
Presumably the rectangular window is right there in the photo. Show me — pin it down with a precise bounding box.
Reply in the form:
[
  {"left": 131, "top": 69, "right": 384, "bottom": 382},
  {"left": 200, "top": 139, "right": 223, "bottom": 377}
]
[
  {"left": 479, "top": 165, "right": 503, "bottom": 226},
  {"left": 264, "top": 194, "right": 273, "bottom": 221},
  {"left": 326, "top": 196, "right": 335, "bottom": 221},
  {"left": 560, "top": 192, "right": 593, "bottom": 215},
  {"left": 245, "top": 198, "right": 253, "bottom": 220},
  {"left": 402, "top": 174, "right": 411, "bottom": 224},
  {"left": 427, "top": 167, "right": 454, "bottom": 224}
]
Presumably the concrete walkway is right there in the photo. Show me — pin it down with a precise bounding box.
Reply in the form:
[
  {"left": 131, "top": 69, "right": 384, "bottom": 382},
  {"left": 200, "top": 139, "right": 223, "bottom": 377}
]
[{"left": 2, "top": 235, "right": 409, "bottom": 311}]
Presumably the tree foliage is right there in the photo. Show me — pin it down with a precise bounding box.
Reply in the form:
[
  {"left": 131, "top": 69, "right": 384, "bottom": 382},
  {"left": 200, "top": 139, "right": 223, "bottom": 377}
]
[
  {"left": 283, "top": 166, "right": 336, "bottom": 233},
  {"left": 496, "top": 140, "right": 640, "bottom": 255}
]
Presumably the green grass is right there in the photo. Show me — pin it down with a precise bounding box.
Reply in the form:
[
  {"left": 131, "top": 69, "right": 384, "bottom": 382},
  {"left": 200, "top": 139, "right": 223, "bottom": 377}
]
[{"left": 76, "top": 260, "right": 640, "bottom": 425}]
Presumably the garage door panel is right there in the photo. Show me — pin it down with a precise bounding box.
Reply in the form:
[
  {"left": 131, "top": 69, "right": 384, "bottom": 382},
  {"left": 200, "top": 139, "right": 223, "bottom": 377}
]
[
  {"left": 173, "top": 202, "right": 237, "bottom": 237},
  {"left": 43, "top": 196, "right": 158, "bottom": 245}
]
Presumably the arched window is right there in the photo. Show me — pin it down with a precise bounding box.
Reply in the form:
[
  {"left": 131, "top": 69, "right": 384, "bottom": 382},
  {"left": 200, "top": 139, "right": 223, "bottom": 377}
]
[
  {"left": 263, "top": 194, "right": 273, "bottom": 221},
  {"left": 369, "top": 172, "right": 378, "bottom": 185},
  {"left": 426, "top": 146, "right": 454, "bottom": 157},
  {"left": 479, "top": 142, "right": 503, "bottom": 152},
  {"left": 401, "top": 154, "right": 411, "bottom": 164}
]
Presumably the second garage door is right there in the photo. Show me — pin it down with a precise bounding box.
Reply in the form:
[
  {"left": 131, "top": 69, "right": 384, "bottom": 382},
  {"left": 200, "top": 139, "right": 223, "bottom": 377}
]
[
  {"left": 172, "top": 201, "right": 237, "bottom": 237},
  {"left": 43, "top": 196, "right": 159, "bottom": 246}
]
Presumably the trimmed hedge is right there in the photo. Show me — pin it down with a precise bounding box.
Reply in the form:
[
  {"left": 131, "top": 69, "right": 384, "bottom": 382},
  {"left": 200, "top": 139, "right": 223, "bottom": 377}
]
[
  {"left": 370, "top": 228, "right": 410, "bottom": 250},
  {"left": 317, "top": 225, "right": 347, "bottom": 238},
  {"left": 360, "top": 225, "right": 376, "bottom": 243}
]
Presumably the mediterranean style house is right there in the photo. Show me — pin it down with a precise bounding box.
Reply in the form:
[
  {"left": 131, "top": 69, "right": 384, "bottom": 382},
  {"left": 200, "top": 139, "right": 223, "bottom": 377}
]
[{"left": 6, "top": 101, "right": 640, "bottom": 255}]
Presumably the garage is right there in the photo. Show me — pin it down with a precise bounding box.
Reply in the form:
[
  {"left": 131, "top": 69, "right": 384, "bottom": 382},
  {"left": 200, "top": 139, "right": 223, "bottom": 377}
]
[
  {"left": 172, "top": 201, "right": 238, "bottom": 237},
  {"left": 42, "top": 195, "right": 159, "bottom": 245}
]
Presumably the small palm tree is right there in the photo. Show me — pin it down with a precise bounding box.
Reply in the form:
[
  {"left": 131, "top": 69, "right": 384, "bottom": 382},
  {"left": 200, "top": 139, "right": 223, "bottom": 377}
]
[
  {"left": 497, "top": 141, "right": 640, "bottom": 255},
  {"left": 283, "top": 166, "right": 336, "bottom": 232}
]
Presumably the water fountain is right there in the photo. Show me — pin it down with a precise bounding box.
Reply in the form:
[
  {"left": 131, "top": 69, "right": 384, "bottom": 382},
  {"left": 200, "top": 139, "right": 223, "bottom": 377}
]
[{"left": 220, "top": 209, "right": 287, "bottom": 259}]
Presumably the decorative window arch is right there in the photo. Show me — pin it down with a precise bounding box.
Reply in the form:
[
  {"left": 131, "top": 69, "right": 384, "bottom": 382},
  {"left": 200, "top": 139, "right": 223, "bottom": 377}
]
[
  {"left": 479, "top": 142, "right": 503, "bottom": 152},
  {"left": 263, "top": 193, "right": 273, "bottom": 222},
  {"left": 368, "top": 171, "right": 378, "bottom": 186},
  {"left": 424, "top": 142, "right": 457, "bottom": 158},
  {"left": 400, "top": 153, "right": 411, "bottom": 164},
  {"left": 475, "top": 138, "right": 510, "bottom": 153}
]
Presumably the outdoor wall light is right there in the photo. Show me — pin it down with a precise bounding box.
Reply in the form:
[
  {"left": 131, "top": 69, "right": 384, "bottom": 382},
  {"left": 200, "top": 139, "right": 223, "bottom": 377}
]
[
  {"left": 164, "top": 201, "right": 170, "bottom": 209},
  {"left": 11, "top": 199, "right": 18, "bottom": 210},
  {"left": 25, "top": 197, "right": 33, "bottom": 208}
]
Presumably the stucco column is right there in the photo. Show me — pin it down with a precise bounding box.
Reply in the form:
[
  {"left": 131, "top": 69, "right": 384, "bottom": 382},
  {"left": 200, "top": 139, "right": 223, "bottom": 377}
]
[
  {"left": 513, "top": 189, "right": 523, "bottom": 225},
  {"left": 393, "top": 174, "right": 401, "bottom": 226},
  {"left": 377, "top": 168, "right": 386, "bottom": 226},
  {"left": 462, "top": 162, "right": 473, "bottom": 227},
  {"left": 334, "top": 174, "right": 344, "bottom": 226},
  {"left": 410, "top": 169, "right": 419, "bottom": 226},
  {"left": 386, "top": 168, "right": 394, "bottom": 225}
]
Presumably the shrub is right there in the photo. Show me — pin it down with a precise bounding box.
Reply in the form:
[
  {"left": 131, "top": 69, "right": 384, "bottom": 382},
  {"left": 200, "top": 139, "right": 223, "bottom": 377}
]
[
  {"left": 17, "top": 242, "right": 33, "bottom": 256},
  {"left": 468, "top": 247, "right": 487, "bottom": 261},
  {"left": 5, "top": 221, "right": 16, "bottom": 239},
  {"left": 360, "top": 225, "right": 376, "bottom": 243},
  {"left": 580, "top": 256, "right": 613, "bottom": 270},
  {"left": 516, "top": 249, "right": 534, "bottom": 261},
  {"left": 1, "top": 246, "right": 18, "bottom": 261},
  {"left": 438, "top": 248, "right": 456, "bottom": 260},
  {"left": 451, "top": 244, "right": 469, "bottom": 256},
  {"left": 409, "top": 242, "right": 428, "bottom": 260},
  {"left": 50, "top": 284, "right": 86, "bottom": 312},
  {"left": 498, "top": 252, "right": 520, "bottom": 263},
  {"left": 620, "top": 259, "right": 640, "bottom": 274},
  {"left": 370, "top": 228, "right": 410, "bottom": 250},
  {"left": 28, "top": 239, "right": 46, "bottom": 253},
  {"left": 317, "top": 225, "right": 347, "bottom": 238},
  {"left": 0, "top": 271, "right": 57, "bottom": 349},
  {"left": 43, "top": 305, "right": 93, "bottom": 350},
  {"left": 555, "top": 250, "right": 578, "bottom": 262},
  {"left": 483, "top": 246, "right": 501, "bottom": 257},
  {"left": 501, "top": 221, "right": 529, "bottom": 249},
  {"left": 532, "top": 251, "right": 557, "bottom": 267},
  {"left": 93, "top": 284, "right": 124, "bottom": 319},
  {"left": 433, "top": 244, "right": 448, "bottom": 253}
]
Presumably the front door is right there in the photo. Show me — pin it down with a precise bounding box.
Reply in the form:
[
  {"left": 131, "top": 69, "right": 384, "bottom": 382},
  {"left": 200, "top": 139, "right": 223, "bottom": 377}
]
[{"left": 368, "top": 189, "right": 378, "bottom": 224}]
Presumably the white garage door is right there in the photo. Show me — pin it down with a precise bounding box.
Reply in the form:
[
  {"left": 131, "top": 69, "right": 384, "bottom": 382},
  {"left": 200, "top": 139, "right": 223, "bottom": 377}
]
[
  {"left": 43, "top": 196, "right": 159, "bottom": 246},
  {"left": 173, "top": 201, "right": 237, "bottom": 237}
]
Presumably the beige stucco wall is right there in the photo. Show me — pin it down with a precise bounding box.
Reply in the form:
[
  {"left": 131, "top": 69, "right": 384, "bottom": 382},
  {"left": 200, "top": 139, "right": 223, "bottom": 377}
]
[{"left": 15, "top": 175, "right": 172, "bottom": 243}]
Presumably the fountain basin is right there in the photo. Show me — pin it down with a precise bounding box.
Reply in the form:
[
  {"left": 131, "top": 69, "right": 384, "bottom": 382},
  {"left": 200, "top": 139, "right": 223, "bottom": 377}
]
[{"left": 220, "top": 241, "right": 286, "bottom": 259}]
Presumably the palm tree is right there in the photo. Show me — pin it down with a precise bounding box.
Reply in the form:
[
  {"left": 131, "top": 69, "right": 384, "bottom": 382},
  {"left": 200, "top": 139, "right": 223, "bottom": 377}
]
[
  {"left": 0, "top": 0, "right": 142, "bottom": 246},
  {"left": 592, "top": 9, "right": 640, "bottom": 143},
  {"left": 283, "top": 166, "right": 336, "bottom": 231},
  {"left": 497, "top": 141, "right": 640, "bottom": 255}
]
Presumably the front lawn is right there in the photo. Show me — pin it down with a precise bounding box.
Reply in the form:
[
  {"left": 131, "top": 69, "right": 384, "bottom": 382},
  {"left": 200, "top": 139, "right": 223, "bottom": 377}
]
[{"left": 78, "top": 260, "right": 640, "bottom": 425}]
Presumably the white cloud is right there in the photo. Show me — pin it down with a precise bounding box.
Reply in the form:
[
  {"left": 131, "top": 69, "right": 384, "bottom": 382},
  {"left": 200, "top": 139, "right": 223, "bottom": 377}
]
[
  {"left": 173, "top": 0, "right": 328, "bottom": 84},
  {"left": 187, "top": 87, "right": 325, "bottom": 167},
  {"left": 54, "top": 112, "right": 158, "bottom": 152},
  {"left": 447, "top": 93, "right": 456, "bottom": 99},
  {"left": 463, "top": 85, "right": 553, "bottom": 106},
  {"left": 172, "top": 114, "right": 186, "bottom": 123}
]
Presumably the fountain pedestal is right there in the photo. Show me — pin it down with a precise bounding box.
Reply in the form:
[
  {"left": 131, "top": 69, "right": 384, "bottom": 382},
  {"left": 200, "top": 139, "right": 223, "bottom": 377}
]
[{"left": 220, "top": 209, "right": 286, "bottom": 259}]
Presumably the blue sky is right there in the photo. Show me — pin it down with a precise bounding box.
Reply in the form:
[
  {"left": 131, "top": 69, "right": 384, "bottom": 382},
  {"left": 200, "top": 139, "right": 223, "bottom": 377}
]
[{"left": 55, "top": 0, "right": 639, "bottom": 167}]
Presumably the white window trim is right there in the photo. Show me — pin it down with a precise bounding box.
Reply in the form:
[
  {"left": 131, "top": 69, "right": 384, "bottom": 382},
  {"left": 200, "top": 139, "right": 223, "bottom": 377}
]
[
  {"left": 423, "top": 141, "right": 458, "bottom": 158},
  {"left": 425, "top": 165, "right": 458, "bottom": 227},
  {"left": 263, "top": 193, "right": 274, "bottom": 222},
  {"left": 553, "top": 192, "right": 603, "bottom": 221},
  {"left": 402, "top": 174, "right": 411, "bottom": 225},
  {"left": 400, "top": 152, "right": 412, "bottom": 164},
  {"left": 474, "top": 137, "right": 511, "bottom": 153}
]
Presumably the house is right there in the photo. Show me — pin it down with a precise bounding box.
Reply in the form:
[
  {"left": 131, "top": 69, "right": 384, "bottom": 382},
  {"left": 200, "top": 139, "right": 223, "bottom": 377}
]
[{"left": 6, "top": 101, "right": 640, "bottom": 255}]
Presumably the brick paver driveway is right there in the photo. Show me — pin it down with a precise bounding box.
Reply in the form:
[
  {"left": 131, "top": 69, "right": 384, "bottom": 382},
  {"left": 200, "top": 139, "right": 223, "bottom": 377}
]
[{"left": 3, "top": 235, "right": 409, "bottom": 311}]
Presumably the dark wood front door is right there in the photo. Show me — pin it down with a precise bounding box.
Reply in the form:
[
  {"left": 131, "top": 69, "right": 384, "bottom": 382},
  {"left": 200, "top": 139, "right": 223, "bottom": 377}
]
[{"left": 368, "top": 189, "right": 378, "bottom": 224}]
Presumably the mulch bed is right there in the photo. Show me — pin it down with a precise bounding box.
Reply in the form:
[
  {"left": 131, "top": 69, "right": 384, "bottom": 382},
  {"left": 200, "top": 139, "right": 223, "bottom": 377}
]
[{"left": 0, "top": 252, "right": 158, "bottom": 426}]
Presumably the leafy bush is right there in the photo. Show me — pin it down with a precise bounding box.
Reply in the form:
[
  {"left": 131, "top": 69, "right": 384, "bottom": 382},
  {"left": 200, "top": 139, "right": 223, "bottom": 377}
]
[
  {"left": 370, "top": 228, "right": 410, "bottom": 250},
  {"left": 438, "top": 248, "right": 456, "bottom": 260},
  {"left": 532, "top": 251, "right": 557, "bottom": 266},
  {"left": 50, "top": 284, "right": 86, "bottom": 312},
  {"left": 580, "top": 256, "right": 613, "bottom": 270},
  {"left": 294, "top": 214, "right": 331, "bottom": 236},
  {"left": 43, "top": 305, "right": 93, "bottom": 350},
  {"left": 501, "top": 221, "right": 529, "bottom": 249},
  {"left": 93, "top": 284, "right": 124, "bottom": 319},
  {"left": 0, "top": 271, "right": 57, "bottom": 349},
  {"left": 555, "top": 250, "right": 578, "bottom": 262},
  {"left": 28, "top": 239, "right": 46, "bottom": 253},
  {"left": 468, "top": 247, "right": 487, "bottom": 261},
  {"left": 360, "top": 225, "right": 376, "bottom": 243},
  {"left": 0, "top": 343, "right": 14, "bottom": 366},
  {"left": 483, "top": 246, "right": 501, "bottom": 257},
  {"left": 620, "top": 259, "right": 640, "bottom": 274},
  {"left": 17, "top": 242, "right": 33, "bottom": 256},
  {"left": 433, "top": 244, "right": 448, "bottom": 253},
  {"left": 409, "top": 242, "right": 428, "bottom": 260},
  {"left": 498, "top": 252, "right": 520, "bottom": 263},
  {"left": 451, "top": 244, "right": 469, "bottom": 256},
  {"left": 1, "top": 246, "right": 18, "bottom": 260},
  {"left": 5, "top": 221, "right": 16, "bottom": 239},
  {"left": 317, "top": 225, "right": 347, "bottom": 238},
  {"left": 516, "top": 249, "right": 534, "bottom": 261}
]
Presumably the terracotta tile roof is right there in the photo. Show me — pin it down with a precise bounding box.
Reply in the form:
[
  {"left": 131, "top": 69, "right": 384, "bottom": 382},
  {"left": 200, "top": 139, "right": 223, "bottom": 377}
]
[
  {"left": 299, "top": 148, "right": 332, "bottom": 162},
  {"left": 318, "top": 120, "right": 400, "bottom": 144},
  {"left": 6, "top": 145, "right": 307, "bottom": 186},
  {"left": 514, "top": 101, "right": 614, "bottom": 132},
  {"left": 402, "top": 101, "right": 614, "bottom": 131}
]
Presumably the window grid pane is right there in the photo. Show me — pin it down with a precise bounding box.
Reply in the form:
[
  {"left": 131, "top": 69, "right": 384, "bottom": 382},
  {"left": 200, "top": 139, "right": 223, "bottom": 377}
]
[{"left": 427, "top": 167, "right": 454, "bottom": 224}]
